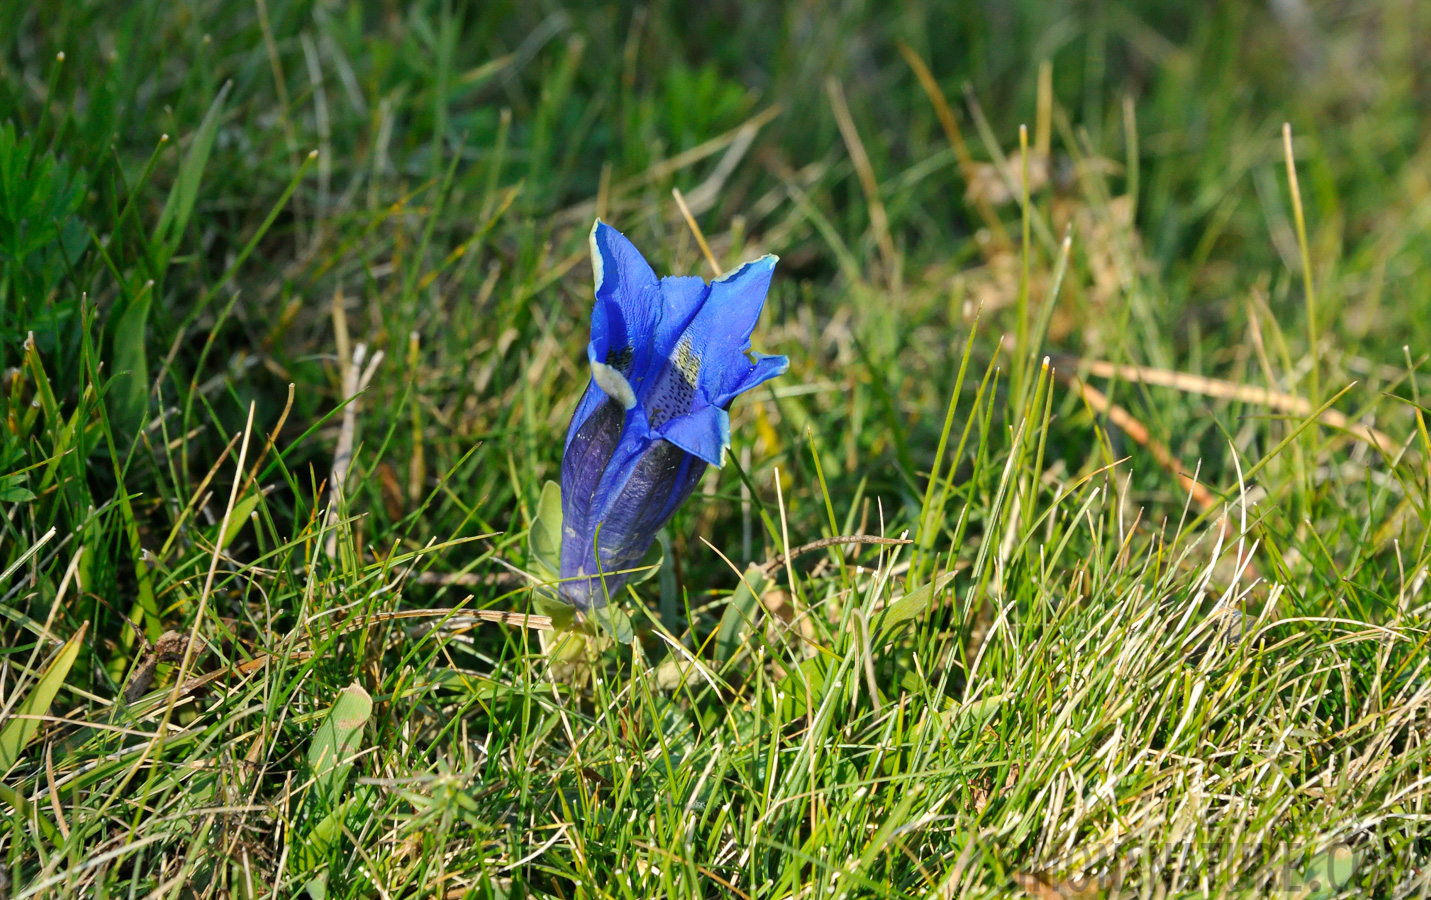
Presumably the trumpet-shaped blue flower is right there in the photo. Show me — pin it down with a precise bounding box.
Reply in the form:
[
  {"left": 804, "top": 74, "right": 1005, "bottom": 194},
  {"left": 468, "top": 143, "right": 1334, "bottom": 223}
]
[{"left": 559, "top": 220, "right": 787, "bottom": 610}]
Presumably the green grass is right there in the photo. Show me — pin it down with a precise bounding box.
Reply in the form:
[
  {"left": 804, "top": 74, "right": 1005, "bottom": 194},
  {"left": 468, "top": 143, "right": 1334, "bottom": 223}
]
[{"left": 3, "top": 1, "right": 1430, "bottom": 896}]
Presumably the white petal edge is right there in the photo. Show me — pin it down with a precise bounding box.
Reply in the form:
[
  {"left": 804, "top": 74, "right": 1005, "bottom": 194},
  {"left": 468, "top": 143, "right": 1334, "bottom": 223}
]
[
  {"left": 749, "top": 351, "right": 789, "bottom": 374},
  {"left": 589, "top": 218, "right": 606, "bottom": 296},
  {"left": 712, "top": 253, "right": 778, "bottom": 283},
  {"left": 591, "top": 360, "right": 636, "bottom": 409}
]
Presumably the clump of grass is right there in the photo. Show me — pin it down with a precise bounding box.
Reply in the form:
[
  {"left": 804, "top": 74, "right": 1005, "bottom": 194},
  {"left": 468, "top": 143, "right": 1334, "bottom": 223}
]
[{"left": 2, "top": 1, "right": 1430, "bottom": 897}]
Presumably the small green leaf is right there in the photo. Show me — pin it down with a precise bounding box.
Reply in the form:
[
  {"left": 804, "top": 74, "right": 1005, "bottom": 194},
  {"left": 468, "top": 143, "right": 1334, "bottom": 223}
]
[
  {"left": 218, "top": 489, "right": 261, "bottom": 550},
  {"left": 0, "top": 622, "right": 88, "bottom": 773},
  {"left": 540, "top": 626, "right": 596, "bottom": 663},
  {"left": 294, "top": 685, "right": 371, "bottom": 891},
  {"left": 0, "top": 476, "right": 35, "bottom": 503},
  {"left": 300, "top": 797, "right": 356, "bottom": 869},
  {"left": 1301, "top": 844, "right": 1356, "bottom": 897},
  {"left": 304, "top": 872, "right": 328, "bottom": 900},
  {"left": 529, "top": 479, "right": 563, "bottom": 578},
  {"left": 307, "top": 682, "right": 372, "bottom": 808},
  {"left": 532, "top": 591, "right": 577, "bottom": 632},
  {"left": 715, "top": 566, "right": 767, "bottom": 662}
]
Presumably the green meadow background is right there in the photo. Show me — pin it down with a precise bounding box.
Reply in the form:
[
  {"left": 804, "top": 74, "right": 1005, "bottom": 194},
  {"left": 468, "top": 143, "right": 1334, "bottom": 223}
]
[{"left": 2, "top": 0, "right": 1430, "bottom": 896}]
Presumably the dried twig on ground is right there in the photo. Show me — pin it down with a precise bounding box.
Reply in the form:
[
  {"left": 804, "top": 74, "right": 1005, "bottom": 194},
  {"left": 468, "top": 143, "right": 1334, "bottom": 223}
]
[{"left": 122, "top": 631, "right": 205, "bottom": 704}]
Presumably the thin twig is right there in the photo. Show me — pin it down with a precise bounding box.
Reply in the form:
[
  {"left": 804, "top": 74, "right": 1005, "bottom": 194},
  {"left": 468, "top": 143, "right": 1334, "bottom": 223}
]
[{"left": 411, "top": 571, "right": 525, "bottom": 587}]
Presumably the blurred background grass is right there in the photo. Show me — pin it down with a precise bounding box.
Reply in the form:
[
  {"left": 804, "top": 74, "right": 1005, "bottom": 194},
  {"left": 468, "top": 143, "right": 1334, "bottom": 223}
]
[{"left": 2, "top": 0, "right": 1430, "bottom": 896}]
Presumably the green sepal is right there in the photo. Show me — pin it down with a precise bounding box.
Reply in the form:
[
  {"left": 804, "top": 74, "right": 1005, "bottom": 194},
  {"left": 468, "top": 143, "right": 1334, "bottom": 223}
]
[
  {"left": 526, "top": 478, "right": 641, "bottom": 645},
  {"left": 532, "top": 589, "right": 577, "bottom": 631},
  {"left": 588, "top": 603, "right": 634, "bottom": 644},
  {"left": 624, "top": 537, "right": 664, "bottom": 586}
]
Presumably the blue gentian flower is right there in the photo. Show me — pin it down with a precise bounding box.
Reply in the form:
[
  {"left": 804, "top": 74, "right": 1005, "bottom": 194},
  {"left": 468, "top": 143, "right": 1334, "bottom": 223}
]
[{"left": 558, "top": 220, "right": 788, "bottom": 611}]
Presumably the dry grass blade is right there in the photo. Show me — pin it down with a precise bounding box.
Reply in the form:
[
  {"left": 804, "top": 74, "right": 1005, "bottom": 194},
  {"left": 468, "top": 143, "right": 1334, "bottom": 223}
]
[
  {"left": 324, "top": 339, "right": 384, "bottom": 560},
  {"left": 173, "top": 650, "right": 318, "bottom": 699},
  {"left": 1047, "top": 351, "right": 1406, "bottom": 457},
  {"left": 826, "top": 77, "right": 899, "bottom": 287},
  {"left": 557, "top": 105, "right": 781, "bottom": 224},
  {"left": 896, "top": 40, "right": 1010, "bottom": 249},
  {"left": 672, "top": 187, "right": 722, "bottom": 277},
  {"left": 758, "top": 535, "right": 913, "bottom": 579},
  {"left": 1064, "top": 373, "right": 1219, "bottom": 513}
]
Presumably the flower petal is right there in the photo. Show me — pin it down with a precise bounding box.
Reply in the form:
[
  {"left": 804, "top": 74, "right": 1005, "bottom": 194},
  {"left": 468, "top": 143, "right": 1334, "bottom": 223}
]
[
  {"left": 648, "top": 275, "right": 708, "bottom": 362},
  {"left": 672, "top": 255, "right": 779, "bottom": 403},
  {"left": 589, "top": 220, "right": 660, "bottom": 378},
  {"left": 592, "top": 439, "right": 706, "bottom": 571},
  {"left": 560, "top": 409, "right": 704, "bottom": 610},
  {"left": 560, "top": 396, "right": 628, "bottom": 574},
  {"left": 588, "top": 346, "right": 638, "bottom": 409},
  {"left": 558, "top": 223, "right": 787, "bottom": 611},
  {"left": 660, "top": 404, "right": 731, "bottom": 467},
  {"left": 711, "top": 351, "right": 789, "bottom": 408}
]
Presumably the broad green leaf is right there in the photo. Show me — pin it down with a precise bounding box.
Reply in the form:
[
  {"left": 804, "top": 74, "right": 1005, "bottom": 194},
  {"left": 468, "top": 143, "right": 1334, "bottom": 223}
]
[
  {"left": 529, "top": 479, "right": 562, "bottom": 578},
  {"left": 1299, "top": 844, "right": 1357, "bottom": 897},
  {"left": 715, "top": 566, "right": 767, "bottom": 662},
  {"left": 873, "top": 571, "right": 958, "bottom": 637},
  {"left": 307, "top": 682, "right": 371, "bottom": 807},
  {"left": 0, "top": 622, "right": 88, "bottom": 773},
  {"left": 297, "top": 796, "right": 356, "bottom": 881}
]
